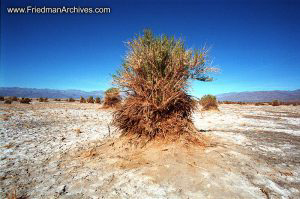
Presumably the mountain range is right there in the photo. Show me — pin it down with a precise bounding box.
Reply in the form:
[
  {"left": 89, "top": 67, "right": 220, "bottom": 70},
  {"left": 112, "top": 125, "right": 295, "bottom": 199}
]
[
  {"left": 0, "top": 87, "right": 104, "bottom": 99},
  {"left": 216, "top": 89, "right": 300, "bottom": 102},
  {"left": 1, "top": 87, "right": 300, "bottom": 102}
]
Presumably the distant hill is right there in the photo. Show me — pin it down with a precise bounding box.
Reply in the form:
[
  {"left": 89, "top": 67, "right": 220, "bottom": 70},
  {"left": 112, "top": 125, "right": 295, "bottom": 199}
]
[
  {"left": 1, "top": 87, "right": 300, "bottom": 102},
  {"left": 0, "top": 87, "right": 104, "bottom": 99},
  {"left": 216, "top": 89, "right": 300, "bottom": 102}
]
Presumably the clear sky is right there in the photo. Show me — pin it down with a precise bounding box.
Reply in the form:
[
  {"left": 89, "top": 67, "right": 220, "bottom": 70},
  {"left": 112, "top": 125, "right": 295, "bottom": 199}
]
[{"left": 1, "top": 0, "right": 299, "bottom": 97}]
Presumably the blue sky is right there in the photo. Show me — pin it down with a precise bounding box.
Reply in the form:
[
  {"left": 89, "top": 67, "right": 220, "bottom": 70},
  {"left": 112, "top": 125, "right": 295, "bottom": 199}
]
[{"left": 1, "top": 0, "right": 299, "bottom": 97}]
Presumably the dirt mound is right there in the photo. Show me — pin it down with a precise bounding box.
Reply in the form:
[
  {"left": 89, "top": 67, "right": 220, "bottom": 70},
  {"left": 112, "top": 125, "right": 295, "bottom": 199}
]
[{"left": 59, "top": 133, "right": 265, "bottom": 198}]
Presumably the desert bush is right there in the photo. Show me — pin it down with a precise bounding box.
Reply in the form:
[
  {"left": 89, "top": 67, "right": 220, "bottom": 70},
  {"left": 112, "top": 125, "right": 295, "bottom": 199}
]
[
  {"left": 4, "top": 99, "right": 12, "bottom": 104},
  {"left": 223, "top": 101, "right": 235, "bottom": 104},
  {"left": 95, "top": 97, "right": 101, "bottom": 104},
  {"left": 112, "top": 29, "right": 217, "bottom": 139},
  {"left": 255, "top": 102, "right": 264, "bottom": 106},
  {"left": 87, "top": 96, "right": 94, "bottom": 103},
  {"left": 68, "top": 98, "right": 75, "bottom": 102},
  {"left": 0, "top": 96, "right": 4, "bottom": 101},
  {"left": 39, "top": 97, "right": 48, "bottom": 102},
  {"left": 9, "top": 96, "right": 18, "bottom": 101},
  {"left": 272, "top": 100, "right": 280, "bottom": 106},
  {"left": 54, "top": 98, "right": 61, "bottom": 101},
  {"left": 103, "top": 88, "right": 121, "bottom": 108},
  {"left": 200, "top": 95, "right": 218, "bottom": 110},
  {"left": 80, "top": 96, "right": 86, "bottom": 103},
  {"left": 20, "top": 98, "right": 31, "bottom": 104}
]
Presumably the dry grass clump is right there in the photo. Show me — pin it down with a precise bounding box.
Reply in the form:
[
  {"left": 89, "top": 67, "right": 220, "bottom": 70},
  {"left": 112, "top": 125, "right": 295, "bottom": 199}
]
[
  {"left": 19, "top": 98, "right": 31, "bottom": 104},
  {"left": 80, "top": 96, "right": 86, "bottom": 103},
  {"left": 9, "top": 96, "right": 18, "bottom": 101},
  {"left": 103, "top": 88, "right": 121, "bottom": 108},
  {"left": 200, "top": 95, "right": 219, "bottom": 111},
  {"left": 4, "top": 99, "right": 12, "bottom": 104},
  {"left": 95, "top": 97, "right": 101, "bottom": 104},
  {"left": 38, "top": 97, "right": 48, "bottom": 102},
  {"left": 255, "top": 102, "right": 264, "bottom": 106},
  {"left": 112, "top": 29, "right": 217, "bottom": 139},
  {"left": 68, "top": 98, "right": 75, "bottom": 102},
  {"left": 87, "top": 96, "right": 94, "bottom": 103},
  {"left": 272, "top": 100, "right": 280, "bottom": 106},
  {"left": 222, "top": 101, "right": 235, "bottom": 104}
]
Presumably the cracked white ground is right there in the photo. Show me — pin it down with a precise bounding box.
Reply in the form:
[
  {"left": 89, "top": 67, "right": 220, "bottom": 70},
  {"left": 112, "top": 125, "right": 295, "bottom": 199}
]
[{"left": 1, "top": 102, "right": 299, "bottom": 198}]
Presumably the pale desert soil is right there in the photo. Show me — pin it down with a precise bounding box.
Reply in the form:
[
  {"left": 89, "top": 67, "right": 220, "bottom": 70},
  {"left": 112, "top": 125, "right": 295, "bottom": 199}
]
[{"left": 0, "top": 102, "right": 299, "bottom": 198}]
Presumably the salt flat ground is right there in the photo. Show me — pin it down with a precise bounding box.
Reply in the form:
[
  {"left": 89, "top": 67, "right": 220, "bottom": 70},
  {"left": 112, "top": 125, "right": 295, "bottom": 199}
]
[{"left": 0, "top": 102, "right": 299, "bottom": 198}]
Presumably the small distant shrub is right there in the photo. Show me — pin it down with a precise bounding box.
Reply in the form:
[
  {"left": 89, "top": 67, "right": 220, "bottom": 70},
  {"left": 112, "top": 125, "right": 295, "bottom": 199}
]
[
  {"left": 4, "top": 100, "right": 12, "bottom": 104},
  {"left": 95, "top": 97, "right": 101, "bottom": 104},
  {"left": 255, "top": 102, "right": 264, "bottom": 106},
  {"left": 38, "top": 97, "right": 48, "bottom": 102},
  {"left": 272, "top": 100, "right": 280, "bottom": 106},
  {"left": 80, "top": 96, "right": 86, "bottom": 103},
  {"left": 10, "top": 96, "right": 18, "bottom": 101},
  {"left": 54, "top": 98, "right": 61, "bottom": 101},
  {"left": 87, "top": 96, "right": 94, "bottom": 103},
  {"left": 68, "top": 98, "right": 75, "bottom": 102},
  {"left": 0, "top": 96, "right": 4, "bottom": 101},
  {"left": 223, "top": 101, "right": 235, "bottom": 104},
  {"left": 103, "top": 88, "right": 121, "bottom": 108},
  {"left": 200, "top": 95, "right": 219, "bottom": 110},
  {"left": 20, "top": 98, "right": 31, "bottom": 104}
]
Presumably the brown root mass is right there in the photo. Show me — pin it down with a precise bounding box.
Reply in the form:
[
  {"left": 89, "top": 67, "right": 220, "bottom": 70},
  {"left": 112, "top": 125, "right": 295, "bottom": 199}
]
[{"left": 113, "top": 92, "right": 196, "bottom": 138}]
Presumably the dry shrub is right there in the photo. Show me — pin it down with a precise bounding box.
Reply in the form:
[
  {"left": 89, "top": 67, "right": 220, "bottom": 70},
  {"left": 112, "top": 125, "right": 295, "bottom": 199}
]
[
  {"left": 80, "top": 96, "right": 86, "bottom": 103},
  {"left": 38, "top": 97, "right": 48, "bottom": 102},
  {"left": 223, "top": 101, "right": 234, "bottom": 104},
  {"left": 68, "top": 98, "right": 75, "bottom": 102},
  {"left": 87, "top": 96, "right": 94, "bottom": 103},
  {"left": 54, "top": 98, "right": 61, "bottom": 101},
  {"left": 103, "top": 88, "right": 121, "bottom": 108},
  {"left": 0, "top": 96, "right": 4, "bottom": 101},
  {"left": 255, "top": 102, "right": 264, "bottom": 106},
  {"left": 95, "top": 97, "right": 101, "bottom": 104},
  {"left": 200, "top": 95, "right": 218, "bottom": 110},
  {"left": 112, "top": 29, "right": 217, "bottom": 139},
  {"left": 4, "top": 100, "right": 12, "bottom": 104},
  {"left": 272, "top": 100, "right": 280, "bottom": 106},
  {"left": 10, "top": 96, "right": 18, "bottom": 101},
  {"left": 20, "top": 98, "right": 31, "bottom": 104}
]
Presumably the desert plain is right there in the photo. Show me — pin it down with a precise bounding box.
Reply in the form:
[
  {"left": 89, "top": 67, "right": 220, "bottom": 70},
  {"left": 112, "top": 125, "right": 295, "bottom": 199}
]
[{"left": 0, "top": 101, "right": 299, "bottom": 198}]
